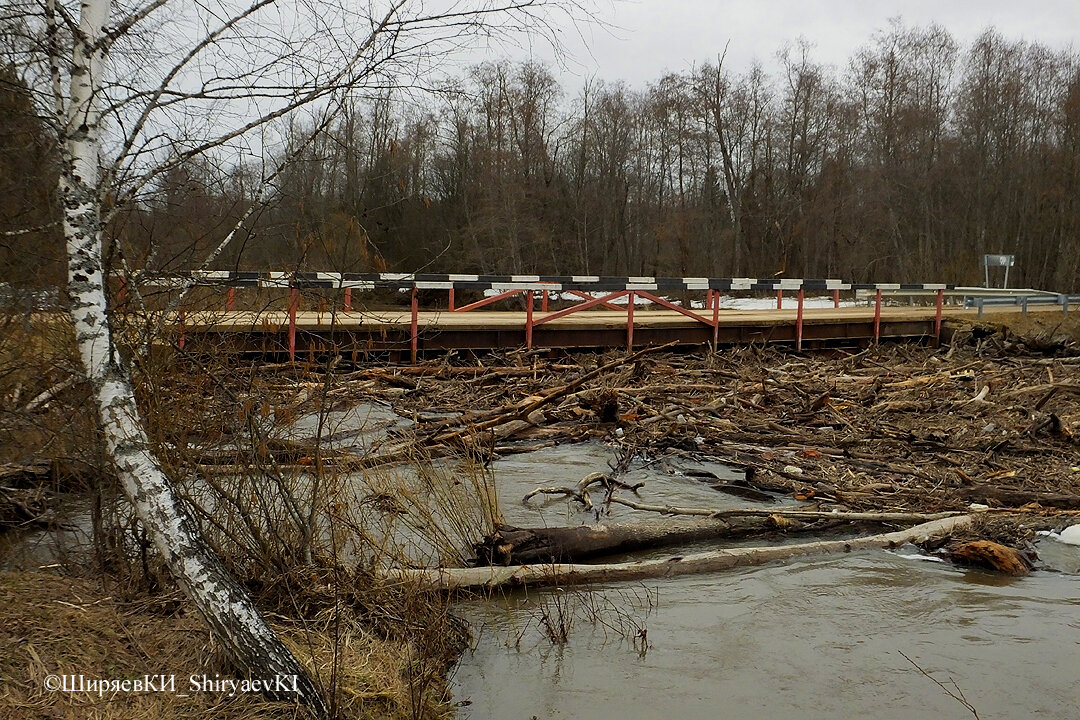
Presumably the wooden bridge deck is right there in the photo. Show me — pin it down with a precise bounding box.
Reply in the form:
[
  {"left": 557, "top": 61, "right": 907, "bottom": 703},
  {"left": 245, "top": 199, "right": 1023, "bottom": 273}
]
[{"left": 172, "top": 303, "right": 1054, "bottom": 358}]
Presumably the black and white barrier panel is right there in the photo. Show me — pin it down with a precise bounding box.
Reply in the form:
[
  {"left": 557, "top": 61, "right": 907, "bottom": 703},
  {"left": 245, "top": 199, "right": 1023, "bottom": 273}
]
[{"left": 132, "top": 271, "right": 953, "bottom": 294}]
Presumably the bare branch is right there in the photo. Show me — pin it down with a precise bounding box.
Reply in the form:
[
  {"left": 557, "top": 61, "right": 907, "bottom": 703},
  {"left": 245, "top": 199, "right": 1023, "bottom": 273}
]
[{"left": 98, "top": 0, "right": 170, "bottom": 52}]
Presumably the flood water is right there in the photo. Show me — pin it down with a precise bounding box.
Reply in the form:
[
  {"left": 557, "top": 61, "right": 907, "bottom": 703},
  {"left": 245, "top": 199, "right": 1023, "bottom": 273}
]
[
  {"left": 451, "top": 551, "right": 1080, "bottom": 720},
  {"left": 489, "top": 441, "right": 797, "bottom": 528},
  {"left": 449, "top": 442, "right": 1080, "bottom": 720}
]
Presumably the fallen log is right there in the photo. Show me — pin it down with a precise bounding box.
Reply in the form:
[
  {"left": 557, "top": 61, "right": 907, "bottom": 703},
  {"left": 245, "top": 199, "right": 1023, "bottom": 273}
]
[
  {"left": 386, "top": 514, "right": 975, "bottom": 590},
  {"left": 427, "top": 342, "right": 676, "bottom": 447},
  {"left": 956, "top": 486, "right": 1080, "bottom": 510},
  {"left": 475, "top": 516, "right": 804, "bottom": 565},
  {"left": 22, "top": 376, "right": 80, "bottom": 412}
]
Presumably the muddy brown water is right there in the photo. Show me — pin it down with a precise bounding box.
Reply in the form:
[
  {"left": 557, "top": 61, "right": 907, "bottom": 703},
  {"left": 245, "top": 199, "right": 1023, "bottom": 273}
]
[
  {"left": 451, "top": 551, "right": 1080, "bottom": 720},
  {"left": 447, "top": 443, "right": 1080, "bottom": 720}
]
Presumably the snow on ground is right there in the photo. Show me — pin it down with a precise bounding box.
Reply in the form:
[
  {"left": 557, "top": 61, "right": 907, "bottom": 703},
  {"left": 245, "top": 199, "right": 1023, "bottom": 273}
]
[{"left": 478, "top": 288, "right": 860, "bottom": 309}]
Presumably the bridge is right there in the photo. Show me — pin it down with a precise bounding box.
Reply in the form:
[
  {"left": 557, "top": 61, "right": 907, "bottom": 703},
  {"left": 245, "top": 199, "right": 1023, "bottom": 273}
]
[{"left": 130, "top": 272, "right": 1078, "bottom": 361}]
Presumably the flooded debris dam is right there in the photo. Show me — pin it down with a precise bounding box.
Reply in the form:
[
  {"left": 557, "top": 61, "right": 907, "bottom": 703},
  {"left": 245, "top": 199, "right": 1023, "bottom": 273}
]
[{"left": 5, "top": 312, "right": 1080, "bottom": 719}]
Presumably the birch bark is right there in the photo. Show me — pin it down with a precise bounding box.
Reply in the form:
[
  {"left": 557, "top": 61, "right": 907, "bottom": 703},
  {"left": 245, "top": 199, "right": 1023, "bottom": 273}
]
[{"left": 59, "top": 0, "right": 326, "bottom": 714}]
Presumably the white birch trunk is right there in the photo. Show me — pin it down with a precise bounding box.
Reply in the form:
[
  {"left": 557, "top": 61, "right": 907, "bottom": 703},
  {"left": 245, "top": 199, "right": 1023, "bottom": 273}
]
[{"left": 60, "top": 1, "right": 325, "bottom": 714}]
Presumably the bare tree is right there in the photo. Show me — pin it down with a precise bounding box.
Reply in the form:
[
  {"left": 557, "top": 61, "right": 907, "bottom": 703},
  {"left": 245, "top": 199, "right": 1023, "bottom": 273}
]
[{"left": 3, "top": 0, "right": 590, "bottom": 714}]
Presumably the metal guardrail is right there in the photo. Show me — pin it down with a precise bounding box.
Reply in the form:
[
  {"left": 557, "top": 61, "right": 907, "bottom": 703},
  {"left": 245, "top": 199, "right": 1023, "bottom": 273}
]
[
  {"left": 854, "top": 286, "right": 1078, "bottom": 318},
  {"left": 965, "top": 293, "right": 1079, "bottom": 317},
  {"left": 856, "top": 286, "right": 1057, "bottom": 300}
]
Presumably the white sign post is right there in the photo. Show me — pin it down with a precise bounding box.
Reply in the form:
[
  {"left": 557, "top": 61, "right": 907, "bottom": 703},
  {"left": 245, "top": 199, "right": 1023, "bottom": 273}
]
[{"left": 983, "top": 254, "right": 1015, "bottom": 288}]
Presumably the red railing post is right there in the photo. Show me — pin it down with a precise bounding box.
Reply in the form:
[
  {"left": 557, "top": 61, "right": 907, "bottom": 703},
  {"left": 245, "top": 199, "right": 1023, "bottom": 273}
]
[
  {"left": 711, "top": 290, "right": 720, "bottom": 351},
  {"left": 626, "top": 291, "right": 635, "bottom": 351},
  {"left": 288, "top": 287, "right": 298, "bottom": 361},
  {"left": 634, "top": 290, "right": 713, "bottom": 325},
  {"left": 410, "top": 287, "right": 419, "bottom": 363},
  {"left": 873, "top": 289, "right": 882, "bottom": 343},
  {"left": 776, "top": 289, "right": 783, "bottom": 310},
  {"left": 226, "top": 287, "right": 236, "bottom": 311},
  {"left": 525, "top": 290, "right": 534, "bottom": 349},
  {"left": 934, "top": 288, "right": 944, "bottom": 344},
  {"left": 796, "top": 289, "right": 805, "bottom": 351},
  {"left": 832, "top": 288, "right": 840, "bottom": 309},
  {"left": 448, "top": 287, "right": 455, "bottom": 311},
  {"left": 344, "top": 287, "right": 352, "bottom": 311},
  {"left": 541, "top": 289, "right": 549, "bottom": 312}
]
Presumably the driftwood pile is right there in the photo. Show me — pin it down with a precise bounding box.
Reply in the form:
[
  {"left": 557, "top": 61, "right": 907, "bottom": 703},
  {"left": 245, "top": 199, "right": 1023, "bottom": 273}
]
[
  {"left": 0, "top": 462, "right": 90, "bottom": 530},
  {"left": 238, "top": 331, "right": 1080, "bottom": 512},
  {"left": 167, "top": 321, "right": 1080, "bottom": 583}
]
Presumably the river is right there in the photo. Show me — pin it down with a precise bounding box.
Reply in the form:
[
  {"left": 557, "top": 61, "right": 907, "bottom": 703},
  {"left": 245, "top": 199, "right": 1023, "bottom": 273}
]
[{"left": 447, "top": 443, "right": 1080, "bottom": 720}]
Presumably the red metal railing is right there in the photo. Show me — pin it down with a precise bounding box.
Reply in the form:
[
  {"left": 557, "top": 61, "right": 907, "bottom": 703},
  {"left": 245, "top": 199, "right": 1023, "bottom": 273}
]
[{"left": 176, "top": 278, "right": 951, "bottom": 361}]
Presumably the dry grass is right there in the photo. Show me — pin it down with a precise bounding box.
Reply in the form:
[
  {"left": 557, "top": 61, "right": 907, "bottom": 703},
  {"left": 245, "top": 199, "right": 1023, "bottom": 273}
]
[
  {"left": 0, "top": 570, "right": 287, "bottom": 720},
  {"left": 0, "top": 570, "right": 456, "bottom": 720}
]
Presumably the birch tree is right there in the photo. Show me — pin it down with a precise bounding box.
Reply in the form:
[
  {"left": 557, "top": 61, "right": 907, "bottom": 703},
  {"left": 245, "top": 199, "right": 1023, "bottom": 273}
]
[{"left": 2, "top": 0, "right": 588, "bottom": 714}]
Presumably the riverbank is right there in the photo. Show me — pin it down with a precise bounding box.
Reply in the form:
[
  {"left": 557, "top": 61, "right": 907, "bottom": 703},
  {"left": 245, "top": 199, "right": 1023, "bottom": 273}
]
[{"left": 0, "top": 569, "right": 462, "bottom": 720}]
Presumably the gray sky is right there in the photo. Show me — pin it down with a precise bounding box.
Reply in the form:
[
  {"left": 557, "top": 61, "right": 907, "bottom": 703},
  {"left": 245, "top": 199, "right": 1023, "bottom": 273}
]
[{"left": 527, "top": 0, "right": 1080, "bottom": 86}]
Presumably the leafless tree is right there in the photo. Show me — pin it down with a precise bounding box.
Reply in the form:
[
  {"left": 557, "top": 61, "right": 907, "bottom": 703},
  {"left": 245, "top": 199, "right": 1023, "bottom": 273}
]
[{"left": 2, "top": 0, "right": 593, "bottom": 714}]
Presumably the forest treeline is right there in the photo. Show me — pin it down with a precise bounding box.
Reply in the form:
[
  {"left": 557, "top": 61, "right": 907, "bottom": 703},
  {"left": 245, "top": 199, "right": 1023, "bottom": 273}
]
[{"left": 4, "top": 21, "right": 1080, "bottom": 290}]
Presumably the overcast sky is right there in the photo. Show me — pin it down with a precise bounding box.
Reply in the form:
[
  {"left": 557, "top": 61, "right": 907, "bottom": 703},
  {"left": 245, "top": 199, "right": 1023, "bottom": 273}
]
[{"left": 520, "top": 0, "right": 1080, "bottom": 87}]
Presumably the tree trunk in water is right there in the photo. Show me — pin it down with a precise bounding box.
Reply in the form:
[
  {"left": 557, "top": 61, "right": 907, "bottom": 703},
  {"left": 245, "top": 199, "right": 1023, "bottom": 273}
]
[
  {"left": 60, "top": 2, "right": 325, "bottom": 715},
  {"left": 477, "top": 517, "right": 801, "bottom": 565},
  {"left": 390, "top": 515, "right": 975, "bottom": 591},
  {"left": 476, "top": 510, "right": 962, "bottom": 565}
]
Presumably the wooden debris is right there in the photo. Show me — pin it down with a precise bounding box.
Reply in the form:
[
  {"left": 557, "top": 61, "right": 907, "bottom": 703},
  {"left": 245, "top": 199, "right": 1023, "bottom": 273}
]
[
  {"left": 948, "top": 540, "right": 1033, "bottom": 576},
  {"left": 474, "top": 518, "right": 767, "bottom": 565},
  {"left": 190, "top": 340, "right": 1080, "bottom": 525},
  {"left": 956, "top": 486, "right": 1080, "bottom": 510},
  {"left": 474, "top": 508, "right": 965, "bottom": 565}
]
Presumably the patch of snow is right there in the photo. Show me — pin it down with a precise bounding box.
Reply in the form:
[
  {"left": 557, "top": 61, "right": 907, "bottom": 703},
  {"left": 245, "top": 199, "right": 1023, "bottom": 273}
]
[{"left": 1037, "top": 524, "right": 1080, "bottom": 545}]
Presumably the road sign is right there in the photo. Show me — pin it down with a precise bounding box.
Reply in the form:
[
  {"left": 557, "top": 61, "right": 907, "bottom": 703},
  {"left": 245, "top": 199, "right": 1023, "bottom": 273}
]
[{"left": 983, "top": 254, "right": 1015, "bottom": 288}]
